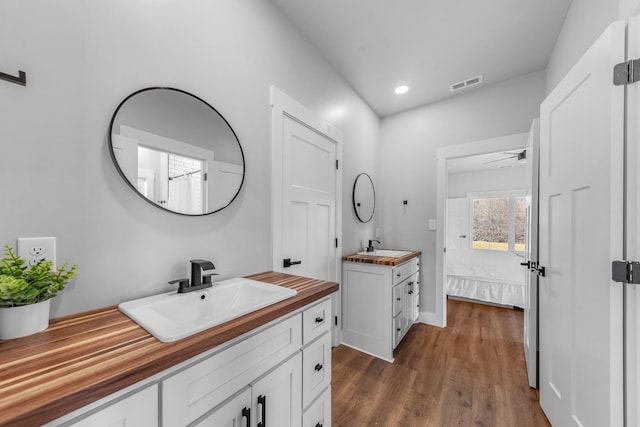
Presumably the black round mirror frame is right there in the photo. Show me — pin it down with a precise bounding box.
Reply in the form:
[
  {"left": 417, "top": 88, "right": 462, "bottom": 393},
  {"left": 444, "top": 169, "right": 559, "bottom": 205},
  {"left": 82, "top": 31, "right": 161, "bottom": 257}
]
[
  {"left": 353, "top": 172, "right": 375, "bottom": 223},
  {"left": 108, "top": 87, "right": 245, "bottom": 216}
]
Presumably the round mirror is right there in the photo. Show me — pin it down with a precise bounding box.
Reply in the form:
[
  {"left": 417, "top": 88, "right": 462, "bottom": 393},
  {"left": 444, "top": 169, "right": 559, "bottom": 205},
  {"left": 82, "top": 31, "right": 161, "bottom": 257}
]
[
  {"left": 353, "top": 173, "right": 375, "bottom": 223},
  {"left": 109, "top": 87, "right": 245, "bottom": 216}
]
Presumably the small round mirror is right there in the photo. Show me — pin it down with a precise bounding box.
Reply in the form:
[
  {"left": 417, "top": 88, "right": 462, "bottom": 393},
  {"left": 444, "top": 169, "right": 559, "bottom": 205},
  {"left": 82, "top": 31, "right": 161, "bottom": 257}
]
[
  {"left": 109, "top": 87, "right": 245, "bottom": 216},
  {"left": 353, "top": 173, "right": 375, "bottom": 223}
]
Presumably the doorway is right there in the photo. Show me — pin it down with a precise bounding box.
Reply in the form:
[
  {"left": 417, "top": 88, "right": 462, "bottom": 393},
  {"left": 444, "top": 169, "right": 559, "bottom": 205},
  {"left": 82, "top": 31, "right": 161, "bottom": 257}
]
[
  {"left": 270, "top": 86, "right": 343, "bottom": 346},
  {"left": 435, "top": 132, "right": 529, "bottom": 328}
]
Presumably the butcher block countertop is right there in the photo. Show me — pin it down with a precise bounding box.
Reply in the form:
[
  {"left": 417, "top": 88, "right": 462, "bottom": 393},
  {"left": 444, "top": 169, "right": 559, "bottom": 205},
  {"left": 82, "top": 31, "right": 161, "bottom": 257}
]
[
  {"left": 342, "top": 250, "right": 421, "bottom": 266},
  {"left": 0, "top": 272, "right": 338, "bottom": 427}
]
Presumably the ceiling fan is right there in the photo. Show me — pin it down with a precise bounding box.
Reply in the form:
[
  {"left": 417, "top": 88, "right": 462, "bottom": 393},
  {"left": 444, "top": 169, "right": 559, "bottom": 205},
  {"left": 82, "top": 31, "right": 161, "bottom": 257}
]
[{"left": 483, "top": 149, "right": 527, "bottom": 164}]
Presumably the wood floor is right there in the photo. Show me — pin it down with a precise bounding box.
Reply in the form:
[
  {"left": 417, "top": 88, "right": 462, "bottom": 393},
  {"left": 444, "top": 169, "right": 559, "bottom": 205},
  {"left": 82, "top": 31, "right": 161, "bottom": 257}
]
[{"left": 332, "top": 299, "right": 550, "bottom": 427}]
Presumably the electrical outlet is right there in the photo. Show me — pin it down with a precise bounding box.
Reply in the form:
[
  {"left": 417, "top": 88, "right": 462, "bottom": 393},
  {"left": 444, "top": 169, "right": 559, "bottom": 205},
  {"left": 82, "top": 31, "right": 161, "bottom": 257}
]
[{"left": 17, "top": 237, "right": 56, "bottom": 268}]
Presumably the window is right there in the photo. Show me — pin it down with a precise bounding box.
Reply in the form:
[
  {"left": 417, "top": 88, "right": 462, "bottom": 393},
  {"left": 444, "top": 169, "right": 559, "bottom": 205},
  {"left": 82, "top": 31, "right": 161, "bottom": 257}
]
[{"left": 471, "top": 194, "right": 525, "bottom": 252}]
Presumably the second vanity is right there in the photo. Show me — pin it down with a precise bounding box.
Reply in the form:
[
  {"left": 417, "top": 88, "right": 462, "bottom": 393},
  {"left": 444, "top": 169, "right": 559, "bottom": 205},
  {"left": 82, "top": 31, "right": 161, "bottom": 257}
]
[
  {"left": 341, "top": 250, "right": 421, "bottom": 362},
  {"left": 0, "top": 272, "right": 337, "bottom": 427}
]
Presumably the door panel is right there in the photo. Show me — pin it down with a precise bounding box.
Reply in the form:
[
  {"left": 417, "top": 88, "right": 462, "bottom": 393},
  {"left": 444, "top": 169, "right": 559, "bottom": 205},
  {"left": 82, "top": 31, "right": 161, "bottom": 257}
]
[
  {"left": 282, "top": 116, "right": 336, "bottom": 281},
  {"left": 538, "top": 20, "right": 624, "bottom": 427}
]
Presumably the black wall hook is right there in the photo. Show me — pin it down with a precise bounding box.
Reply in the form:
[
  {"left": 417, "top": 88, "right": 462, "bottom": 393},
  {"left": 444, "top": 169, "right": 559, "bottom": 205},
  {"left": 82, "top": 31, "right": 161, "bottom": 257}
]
[{"left": 0, "top": 70, "right": 26, "bottom": 86}]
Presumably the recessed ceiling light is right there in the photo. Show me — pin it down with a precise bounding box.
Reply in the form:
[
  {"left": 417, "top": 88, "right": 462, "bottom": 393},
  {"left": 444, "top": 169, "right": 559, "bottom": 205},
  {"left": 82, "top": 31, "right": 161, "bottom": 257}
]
[{"left": 395, "top": 85, "right": 409, "bottom": 95}]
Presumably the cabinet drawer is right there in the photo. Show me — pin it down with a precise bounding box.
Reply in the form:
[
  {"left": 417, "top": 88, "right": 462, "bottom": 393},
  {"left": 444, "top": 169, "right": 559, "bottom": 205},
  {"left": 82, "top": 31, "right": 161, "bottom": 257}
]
[
  {"left": 392, "top": 283, "right": 403, "bottom": 317},
  {"left": 392, "top": 258, "right": 418, "bottom": 285},
  {"left": 67, "top": 385, "right": 158, "bottom": 427},
  {"left": 302, "top": 332, "right": 331, "bottom": 409},
  {"left": 302, "top": 386, "right": 331, "bottom": 427},
  {"left": 303, "top": 298, "right": 331, "bottom": 345},
  {"left": 162, "top": 314, "right": 301, "bottom": 427}
]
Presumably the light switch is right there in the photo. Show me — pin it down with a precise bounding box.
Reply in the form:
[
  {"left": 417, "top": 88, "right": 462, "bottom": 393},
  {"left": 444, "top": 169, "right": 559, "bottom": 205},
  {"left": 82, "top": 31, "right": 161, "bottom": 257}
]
[{"left": 428, "top": 219, "right": 436, "bottom": 231}]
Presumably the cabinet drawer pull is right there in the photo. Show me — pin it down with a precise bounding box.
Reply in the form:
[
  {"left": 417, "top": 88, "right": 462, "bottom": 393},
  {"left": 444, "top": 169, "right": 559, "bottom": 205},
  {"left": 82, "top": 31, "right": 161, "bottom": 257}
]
[
  {"left": 257, "top": 395, "right": 266, "bottom": 427},
  {"left": 396, "top": 273, "right": 401, "bottom": 277},
  {"left": 242, "top": 407, "right": 250, "bottom": 426},
  {"left": 314, "top": 363, "right": 323, "bottom": 372},
  {"left": 315, "top": 316, "right": 324, "bottom": 323},
  {"left": 397, "top": 328, "right": 401, "bottom": 331}
]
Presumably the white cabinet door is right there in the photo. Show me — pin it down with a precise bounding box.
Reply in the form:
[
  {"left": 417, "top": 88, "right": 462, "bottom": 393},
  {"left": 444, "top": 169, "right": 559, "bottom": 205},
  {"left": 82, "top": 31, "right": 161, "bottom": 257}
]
[
  {"left": 194, "top": 388, "right": 251, "bottom": 427},
  {"left": 252, "top": 353, "right": 302, "bottom": 427},
  {"left": 539, "top": 20, "right": 624, "bottom": 427},
  {"left": 68, "top": 385, "right": 157, "bottom": 427}
]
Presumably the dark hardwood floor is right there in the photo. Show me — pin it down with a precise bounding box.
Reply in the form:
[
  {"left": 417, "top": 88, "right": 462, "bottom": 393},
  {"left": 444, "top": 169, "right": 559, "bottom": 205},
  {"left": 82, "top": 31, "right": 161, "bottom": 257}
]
[{"left": 332, "top": 299, "right": 550, "bottom": 427}]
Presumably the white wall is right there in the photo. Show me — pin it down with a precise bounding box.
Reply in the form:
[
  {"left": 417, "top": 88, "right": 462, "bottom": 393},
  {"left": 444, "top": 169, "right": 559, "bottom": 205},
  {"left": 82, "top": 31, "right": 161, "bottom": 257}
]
[
  {"left": 0, "top": 0, "right": 379, "bottom": 317},
  {"left": 378, "top": 70, "right": 545, "bottom": 315},
  {"left": 546, "top": 0, "right": 620, "bottom": 93},
  {"left": 448, "top": 166, "right": 526, "bottom": 199}
]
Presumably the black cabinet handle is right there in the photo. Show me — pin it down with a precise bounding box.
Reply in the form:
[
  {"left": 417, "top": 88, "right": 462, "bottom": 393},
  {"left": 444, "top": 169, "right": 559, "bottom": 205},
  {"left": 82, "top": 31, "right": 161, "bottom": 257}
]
[
  {"left": 315, "top": 316, "right": 324, "bottom": 323},
  {"left": 396, "top": 297, "right": 401, "bottom": 301},
  {"left": 397, "top": 328, "right": 401, "bottom": 331},
  {"left": 242, "top": 407, "right": 250, "bottom": 426},
  {"left": 409, "top": 290, "right": 414, "bottom": 295},
  {"left": 314, "top": 363, "right": 323, "bottom": 371},
  {"left": 257, "top": 395, "right": 266, "bottom": 427}
]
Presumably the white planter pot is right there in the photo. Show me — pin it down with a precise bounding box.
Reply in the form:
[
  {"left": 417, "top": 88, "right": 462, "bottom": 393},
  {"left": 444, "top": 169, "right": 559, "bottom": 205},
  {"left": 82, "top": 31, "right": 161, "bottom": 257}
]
[{"left": 0, "top": 299, "right": 51, "bottom": 340}]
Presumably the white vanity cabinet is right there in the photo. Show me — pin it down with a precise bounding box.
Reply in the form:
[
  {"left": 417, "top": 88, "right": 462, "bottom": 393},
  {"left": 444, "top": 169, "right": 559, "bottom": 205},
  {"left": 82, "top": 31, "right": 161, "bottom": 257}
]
[
  {"left": 48, "top": 296, "right": 333, "bottom": 427},
  {"left": 342, "top": 255, "right": 420, "bottom": 362}
]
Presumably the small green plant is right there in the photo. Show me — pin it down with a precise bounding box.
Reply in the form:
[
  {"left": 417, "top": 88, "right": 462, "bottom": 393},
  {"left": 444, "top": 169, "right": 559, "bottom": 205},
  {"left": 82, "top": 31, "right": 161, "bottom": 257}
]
[{"left": 0, "top": 245, "right": 77, "bottom": 308}]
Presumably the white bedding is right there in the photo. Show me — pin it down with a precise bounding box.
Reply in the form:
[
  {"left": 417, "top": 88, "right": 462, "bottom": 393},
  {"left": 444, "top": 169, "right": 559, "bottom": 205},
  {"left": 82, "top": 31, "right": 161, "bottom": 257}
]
[{"left": 446, "top": 250, "right": 525, "bottom": 308}]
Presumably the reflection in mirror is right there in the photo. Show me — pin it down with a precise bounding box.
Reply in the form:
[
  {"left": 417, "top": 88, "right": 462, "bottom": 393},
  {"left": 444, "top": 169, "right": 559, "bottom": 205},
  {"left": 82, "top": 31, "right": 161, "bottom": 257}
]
[
  {"left": 353, "top": 173, "right": 375, "bottom": 223},
  {"left": 109, "top": 88, "right": 245, "bottom": 215}
]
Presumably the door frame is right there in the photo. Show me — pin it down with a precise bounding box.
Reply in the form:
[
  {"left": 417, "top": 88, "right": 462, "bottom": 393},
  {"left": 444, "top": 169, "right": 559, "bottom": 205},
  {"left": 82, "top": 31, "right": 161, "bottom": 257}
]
[
  {"left": 270, "top": 86, "right": 343, "bottom": 345},
  {"left": 434, "top": 132, "right": 528, "bottom": 327}
]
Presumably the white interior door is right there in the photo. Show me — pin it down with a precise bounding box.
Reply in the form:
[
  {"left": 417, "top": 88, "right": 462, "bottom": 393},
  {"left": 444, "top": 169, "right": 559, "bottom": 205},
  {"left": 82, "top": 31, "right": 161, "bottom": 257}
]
[
  {"left": 523, "top": 119, "right": 539, "bottom": 389},
  {"left": 279, "top": 116, "right": 337, "bottom": 281},
  {"left": 538, "top": 20, "right": 625, "bottom": 427},
  {"left": 626, "top": 14, "right": 640, "bottom": 427}
]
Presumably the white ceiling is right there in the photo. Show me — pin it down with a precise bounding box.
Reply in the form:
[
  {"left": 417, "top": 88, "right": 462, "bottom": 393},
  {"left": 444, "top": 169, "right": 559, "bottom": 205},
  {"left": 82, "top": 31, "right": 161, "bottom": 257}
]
[{"left": 270, "top": 0, "right": 572, "bottom": 117}]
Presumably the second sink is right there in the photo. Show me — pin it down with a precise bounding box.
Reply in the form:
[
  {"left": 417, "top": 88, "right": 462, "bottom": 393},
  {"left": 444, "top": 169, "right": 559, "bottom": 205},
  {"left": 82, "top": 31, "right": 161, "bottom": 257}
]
[{"left": 357, "top": 249, "right": 413, "bottom": 258}]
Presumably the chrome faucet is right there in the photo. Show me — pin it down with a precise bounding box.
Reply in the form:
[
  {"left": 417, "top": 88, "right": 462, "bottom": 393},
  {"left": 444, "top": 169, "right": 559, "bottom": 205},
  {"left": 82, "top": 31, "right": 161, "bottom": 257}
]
[
  {"left": 366, "top": 240, "right": 381, "bottom": 252},
  {"left": 169, "top": 259, "right": 217, "bottom": 293}
]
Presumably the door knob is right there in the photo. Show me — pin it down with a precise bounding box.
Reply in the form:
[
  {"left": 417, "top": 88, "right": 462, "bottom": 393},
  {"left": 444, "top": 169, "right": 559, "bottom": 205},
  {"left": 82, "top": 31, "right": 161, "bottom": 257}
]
[{"left": 283, "top": 258, "right": 302, "bottom": 268}]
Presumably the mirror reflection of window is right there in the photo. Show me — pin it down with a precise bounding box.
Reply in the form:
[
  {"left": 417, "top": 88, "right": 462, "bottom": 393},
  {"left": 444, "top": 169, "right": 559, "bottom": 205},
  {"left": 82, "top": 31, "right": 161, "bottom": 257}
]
[{"left": 109, "top": 88, "right": 245, "bottom": 215}]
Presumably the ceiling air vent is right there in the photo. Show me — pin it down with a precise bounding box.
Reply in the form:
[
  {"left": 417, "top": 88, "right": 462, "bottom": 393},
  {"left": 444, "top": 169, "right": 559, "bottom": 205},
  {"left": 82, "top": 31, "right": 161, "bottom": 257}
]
[{"left": 449, "top": 75, "right": 483, "bottom": 92}]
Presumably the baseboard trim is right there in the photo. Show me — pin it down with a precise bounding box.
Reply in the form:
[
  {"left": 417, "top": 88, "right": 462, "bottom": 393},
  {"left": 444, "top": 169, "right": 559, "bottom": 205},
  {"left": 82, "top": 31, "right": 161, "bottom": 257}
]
[
  {"left": 419, "top": 311, "right": 445, "bottom": 328},
  {"left": 339, "top": 342, "right": 394, "bottom": 363}
]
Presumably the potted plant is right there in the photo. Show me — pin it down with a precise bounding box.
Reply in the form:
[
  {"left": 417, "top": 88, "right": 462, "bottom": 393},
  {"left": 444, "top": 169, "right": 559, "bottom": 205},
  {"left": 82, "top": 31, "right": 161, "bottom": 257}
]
[{"left": 0, "top": 245, "right": 77, "bottom": 339}]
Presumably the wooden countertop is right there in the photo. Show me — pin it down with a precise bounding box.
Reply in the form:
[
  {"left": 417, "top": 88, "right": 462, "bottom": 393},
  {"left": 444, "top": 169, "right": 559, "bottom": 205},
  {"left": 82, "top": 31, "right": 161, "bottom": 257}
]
[
  {"left": 0, "top": 272, "right": 338, "bottom": 427},
  {"left": 342, "top": 250, "right": 421, "bottom": 266}
]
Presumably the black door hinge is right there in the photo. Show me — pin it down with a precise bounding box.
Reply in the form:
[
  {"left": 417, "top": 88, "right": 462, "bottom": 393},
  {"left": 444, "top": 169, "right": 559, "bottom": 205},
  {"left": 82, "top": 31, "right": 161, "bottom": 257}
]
[
  {"left": 614, "top": 59, "right": 640, "bottom": 85},
  {"left": 335, "top": 238, "right": 339, "bottom": 248},
  {"left": 335, "top": 159, "right": 339, "bottom": 170},
  {"left": 334, "top": 315, "right": 338, "bottom": 326},
  {"left": 612, "top": 260, "right": 640, "bottom": 284}
]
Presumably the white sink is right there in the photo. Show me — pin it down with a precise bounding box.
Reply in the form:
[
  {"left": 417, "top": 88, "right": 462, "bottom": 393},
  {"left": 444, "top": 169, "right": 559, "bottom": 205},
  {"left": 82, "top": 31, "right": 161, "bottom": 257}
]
[
  {"left": 118, "top": 278, "right": 297, "bottom": 342},
  {"left": 357, "top": 249, "right": 412, "bottom": 258}
]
